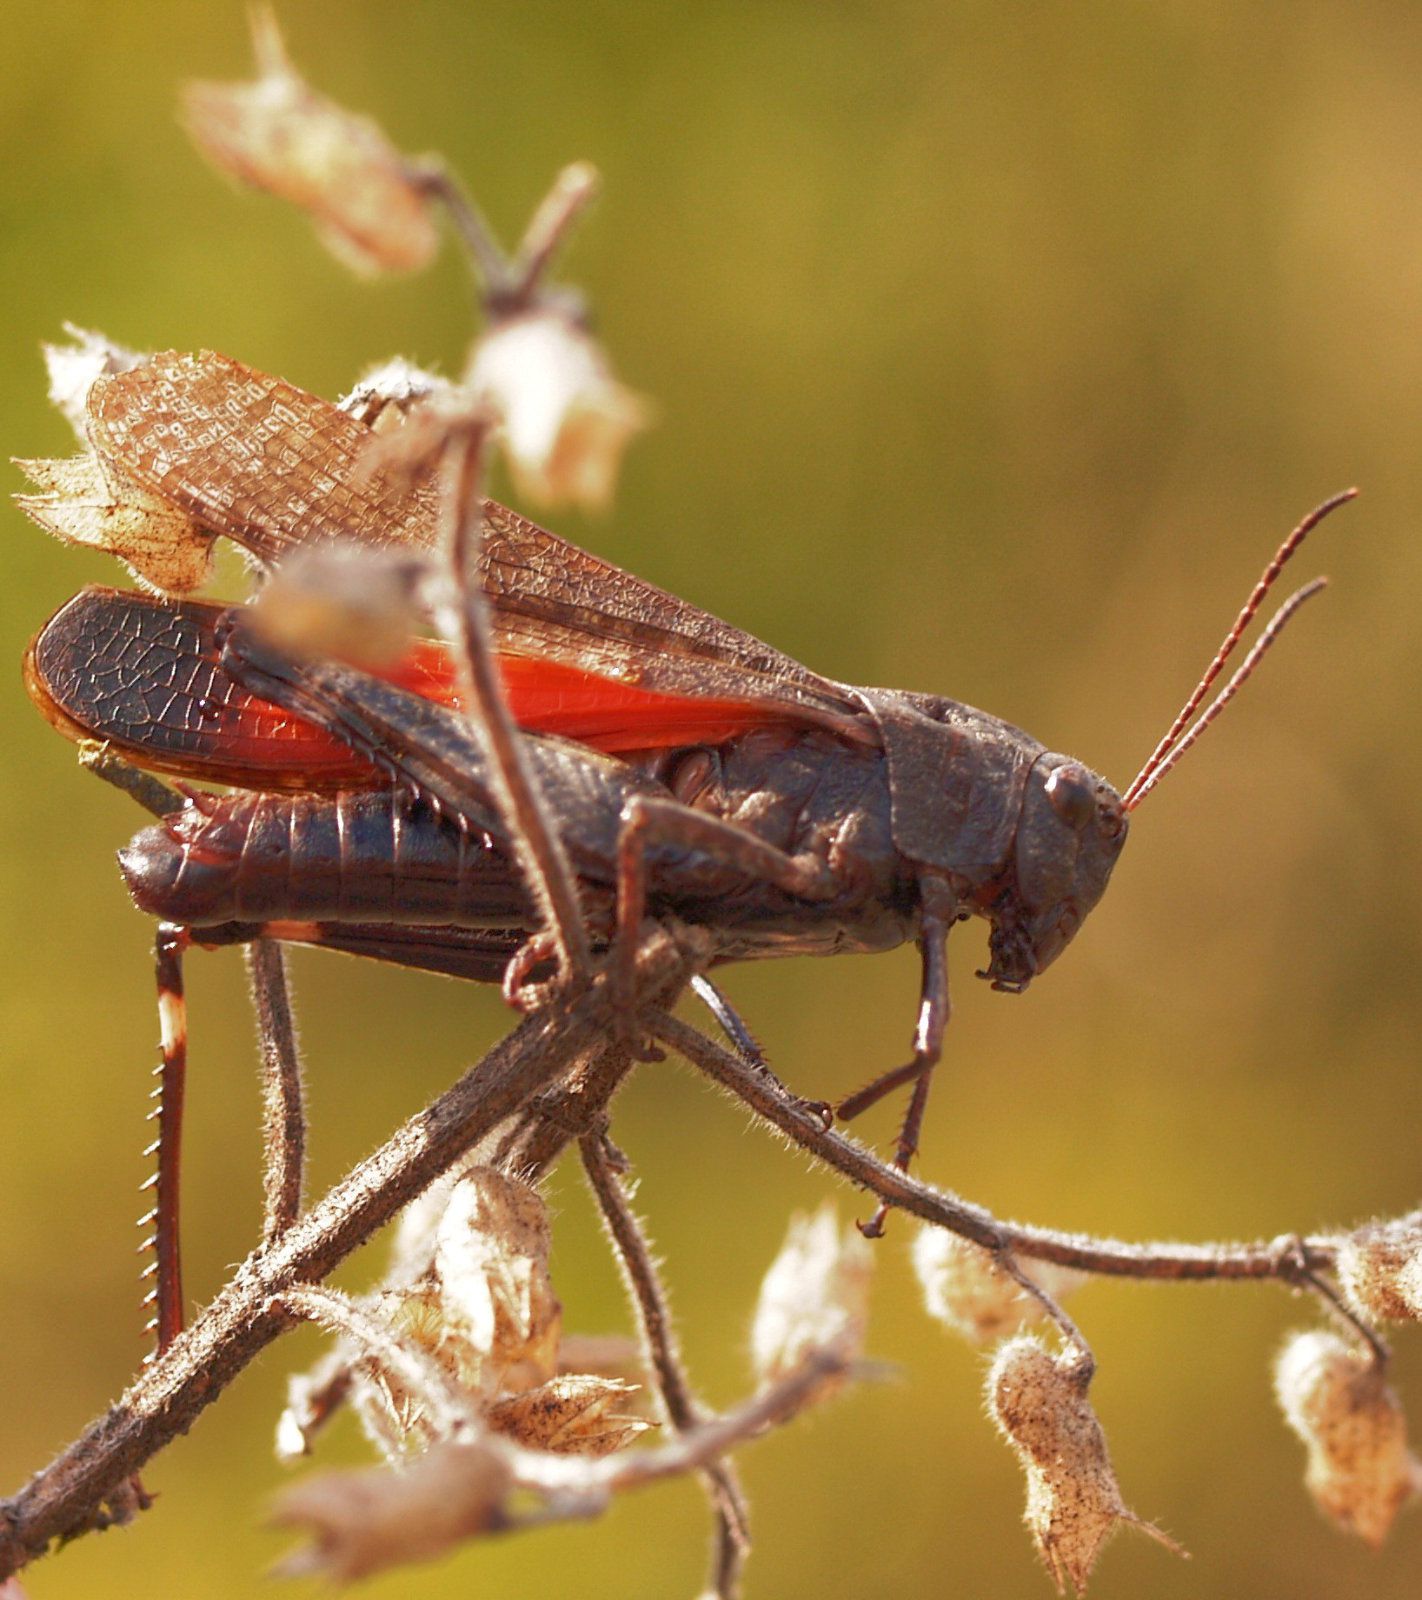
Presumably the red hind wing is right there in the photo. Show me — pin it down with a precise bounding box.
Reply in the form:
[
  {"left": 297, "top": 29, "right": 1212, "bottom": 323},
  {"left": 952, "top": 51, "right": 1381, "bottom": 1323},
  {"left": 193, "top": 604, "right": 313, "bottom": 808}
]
[{"left": 26, "top": 588, "right": 810, "bottom": 790}]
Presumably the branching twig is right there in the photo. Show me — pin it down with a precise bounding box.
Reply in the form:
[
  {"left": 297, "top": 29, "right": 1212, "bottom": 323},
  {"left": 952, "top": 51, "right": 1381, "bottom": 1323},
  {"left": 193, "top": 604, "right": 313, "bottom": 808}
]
[
  {"left": 270, "top": 1344, "right": 854, "bottom": 1582},
  {"left": 580, "top": 1132, "right": 750, "bottom": 1598},
  {"left": 405, "top": 160, "right": 513, "bottom": 301},
  {"left": 653, "top": 1011, "right": 1343, "bottom": 1283},
  {"left": 1270, "top": 1239, "right": 1392, "bottom": 1367},
  {"left": 0, "top": 933, "right": 695, "bottom": 1581},
  {"left": 494, "top": 1044, "right": 638, "bottom": 1177},
  {"left": 245, "top": 940, "right": 306, "bottom": 1245},
  {"left": 500, "top": 1343, "right": 852, "bottom": 1505}
]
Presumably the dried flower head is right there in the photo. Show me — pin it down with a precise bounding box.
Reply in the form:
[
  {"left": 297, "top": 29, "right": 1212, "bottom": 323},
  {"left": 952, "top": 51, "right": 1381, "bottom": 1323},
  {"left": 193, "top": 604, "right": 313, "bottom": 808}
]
[
  {"left": 1274, "top": 1329, "right": 1421, "bottom": 1546},
  {"left": 750, "top": 1204, "right": 872, "bottom": 1396},
  {"left": 989, "top": 1337, "right": 1181, "bottom": 1595},
  {"left": 273, "top": 1438, "right": 512, "bottom": 1582},
  {"left": 1337, "top": 1212, "right": 1422, "bottom": 1325},
  {"left": 14, "top": 451, "right": 214, "bottom": 593},
  {"left": 467, "top": 309, "right": 649, "bottom": 512},
  {"left": 913, "top": 1229, "right": 1088, "bottom": 1345},
  {"left": 247, "top": 541, "right": 430, "bottom": 672},
  {"left": 182, "top": 8, "right": 438, "bottom": 277}
]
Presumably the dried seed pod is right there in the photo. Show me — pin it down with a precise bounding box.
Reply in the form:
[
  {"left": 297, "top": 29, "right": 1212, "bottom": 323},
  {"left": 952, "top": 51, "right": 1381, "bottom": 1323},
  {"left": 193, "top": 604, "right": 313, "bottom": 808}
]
[
  {"left": 467, "top": 309, "right": 649, "bottom": 512},
  {"left": 488, "top": 1374, "right": 649, "bottom": 1457},
  {"left": 272, "top": 1438, "right": 512, "bottom": 1581},
  {"left": 988, "top": 1337, "right": 1181, "bottom": 1595},
  {"left": 1274, "top": 1329, "right": 1421, "bottom": 1546},
  {"left": 912, "top": 1228, "right": 1087, "bottom": 1345},
  {"left": 750, "top": 1203, "right": 872, "bottom": 1396},
  {"left": 431, "top": 1170, "right": 562, "bottom": 1397},
  {"left": 182, "top": 8, "right": 437, "bottom": 277},
  {"left": 1336, "top": 1212, "right": 1422, "bottom": 1325},
  {"left": 343, "top": 1172, "right": 562, "bottom": 1453}
]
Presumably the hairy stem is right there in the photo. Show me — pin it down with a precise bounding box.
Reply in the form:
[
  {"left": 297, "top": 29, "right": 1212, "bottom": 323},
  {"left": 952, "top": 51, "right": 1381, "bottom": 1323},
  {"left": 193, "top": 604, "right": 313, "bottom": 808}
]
[
  {"left": 0, "top": 943, "right": 691, "bottom": 1580},
  {"left": 406, "top": 160, "right": 513, "bottom": 300},
  {"left": 654, "top": 1011, "right": 1341, "bottom": 1282},
  {"left": 580, "top": 1133, "right": 750, "bottom": 1598},
  {"left": 77, "top": 744, "right": 184, "bottom": 820},
  {"left": 438, "top": 425, "right": 593, "bottom": 983}
]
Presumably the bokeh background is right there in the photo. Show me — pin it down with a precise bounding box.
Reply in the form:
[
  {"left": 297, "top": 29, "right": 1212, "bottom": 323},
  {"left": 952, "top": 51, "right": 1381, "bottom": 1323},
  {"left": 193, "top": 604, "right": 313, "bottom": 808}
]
[{"left": 4, "top": 4, "right": 1422, "bottom": 1596}]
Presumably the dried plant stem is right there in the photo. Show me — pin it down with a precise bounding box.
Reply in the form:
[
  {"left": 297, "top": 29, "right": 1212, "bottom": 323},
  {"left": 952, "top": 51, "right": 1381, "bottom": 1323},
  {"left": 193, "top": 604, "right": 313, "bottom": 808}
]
[
  {"left": 653, "top": 1012, "right": 1342, "bottom": 1283},
  {"left": 510, "top": 161, "right": 600, "bottom": 302},
  {"left": 406, "top": 160, "right": 513, "bottom": 300},
  {"left": 1277, "top": 1245, "right": 1392, "bottom": 1367},
  {"left": 502, "top": 1344, "right": 851, "bottom": 1506},
  {"left": 580, "top": 1133, "right": 750, "bottom": 1599},
  {"left": 245, "top": 940, "right": 306, "bottom": 1245},
  {"left": 438, "top": 425, "right": 593, "bottom": 983},
  {"left": 77, "top": 743, "right": 184, "bottom": 819},
  {"left": 0, "top": 938, "right": 693, "bottom": 1581},
  {"left": 495, "top": 1043, "right": 638, "bottom": 1176},
  {"left": 996, "top": 1250, "right": 1094, "bottom": 1372},
  {"left": 3, "top": 930, "right": 1356, "bottom": 1582}
]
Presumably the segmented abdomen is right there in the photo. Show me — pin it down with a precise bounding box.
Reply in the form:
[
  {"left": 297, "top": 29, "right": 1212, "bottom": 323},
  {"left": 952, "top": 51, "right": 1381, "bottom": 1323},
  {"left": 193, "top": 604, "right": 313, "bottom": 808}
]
[{"left": 120, "top": 789, "right": 532, "bottom": 929}]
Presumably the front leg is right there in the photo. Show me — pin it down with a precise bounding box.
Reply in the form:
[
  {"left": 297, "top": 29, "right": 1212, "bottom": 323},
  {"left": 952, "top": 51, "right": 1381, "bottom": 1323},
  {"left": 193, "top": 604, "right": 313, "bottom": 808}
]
[
  {"left": 835, "top": 872, "right": 959, "bottom": 1236},
  {"left": 611, "top": 795, "right": 836, "bottom": 1054}
]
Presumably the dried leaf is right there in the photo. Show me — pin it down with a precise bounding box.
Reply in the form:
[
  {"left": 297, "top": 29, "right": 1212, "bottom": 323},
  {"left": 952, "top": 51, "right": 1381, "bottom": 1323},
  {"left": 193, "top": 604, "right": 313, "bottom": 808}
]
[
  {"left": 14, "top": 451, "right": 214, "bottom": 592},
  {"left": 488, "top": 1374, "right": 650, "bottom": 1457},
  {"left": 1337, "top": 1212, "right": 1422, "bottom": 1324},
  {"left": 912, "top": 1228, "right": 1087, "bottom": 1345},
  {"left": 1275, "top": 1329, "right": 1421, "bottom": 1546},
  {"left": 989, "top": 1337, "right": 1182, "bottom": 1595},
  {"left": 750, "top": 1203, "right": 872, "bottom": 1397},
  {"left": 182, "top": 8, "right": 437, "bottom": 277},
  {"left": 468, "top": 309, "right": 649, "bottom": 511},
  {"left": 273, "top": 1439, "right": 511, "bottom": 1581}
]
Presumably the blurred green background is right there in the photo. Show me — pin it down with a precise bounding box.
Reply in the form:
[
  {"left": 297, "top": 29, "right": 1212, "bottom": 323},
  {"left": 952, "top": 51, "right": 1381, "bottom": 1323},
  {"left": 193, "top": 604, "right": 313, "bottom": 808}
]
[{"left": 4, "top": 3, "right": 1422, "bottom": 1596}]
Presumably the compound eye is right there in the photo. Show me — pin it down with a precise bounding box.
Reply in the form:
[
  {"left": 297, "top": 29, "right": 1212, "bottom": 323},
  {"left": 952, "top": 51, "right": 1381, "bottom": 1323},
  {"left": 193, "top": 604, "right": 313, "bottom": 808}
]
[{"left": 1045, "top": 765, "right": 1096, "bottom": 831}]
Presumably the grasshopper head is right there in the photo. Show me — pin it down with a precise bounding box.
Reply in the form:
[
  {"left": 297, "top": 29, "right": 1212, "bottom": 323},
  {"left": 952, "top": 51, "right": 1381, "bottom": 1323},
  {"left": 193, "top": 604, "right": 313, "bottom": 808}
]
[{"left": 982, "top": 754, "right": 1128, "bottom": 992}]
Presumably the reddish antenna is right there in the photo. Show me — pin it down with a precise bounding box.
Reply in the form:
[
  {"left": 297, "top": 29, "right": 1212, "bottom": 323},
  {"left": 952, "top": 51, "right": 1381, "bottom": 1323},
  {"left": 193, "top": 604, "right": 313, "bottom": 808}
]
[{"left": 1121, "top": 489, "right": 1356, "bottom": 811}]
